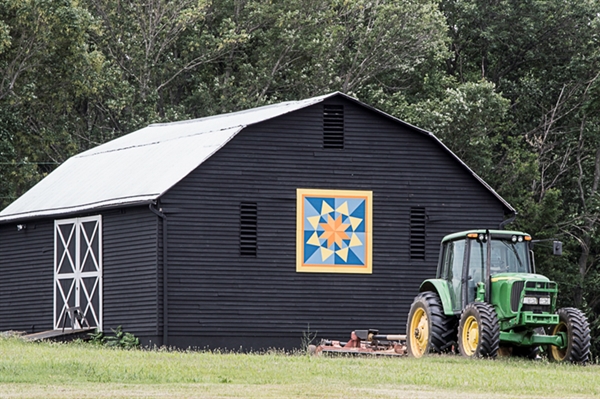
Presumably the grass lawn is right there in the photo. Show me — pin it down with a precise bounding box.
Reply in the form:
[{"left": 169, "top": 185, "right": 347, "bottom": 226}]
[{"left": 0, "top": 337, "right": 598, "bottom": 398}]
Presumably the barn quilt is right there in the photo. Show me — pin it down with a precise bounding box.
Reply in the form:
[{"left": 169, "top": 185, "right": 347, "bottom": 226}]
[{"left": 296, "top": 189, "right": 372, "bottom": 273}]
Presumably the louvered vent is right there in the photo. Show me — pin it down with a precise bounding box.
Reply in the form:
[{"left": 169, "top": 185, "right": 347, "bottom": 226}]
[
  {"left": 240, "top": 202, "right": 257, "bottom": 257},
  {"left": 323, "top": 104, "right": 344, "bottom": 149},
  {"left": 410, "top": 207, "right": 426, "bottom": 260},
  {"left": 511, "top": 281, "right": 525, "bottom": 312}
]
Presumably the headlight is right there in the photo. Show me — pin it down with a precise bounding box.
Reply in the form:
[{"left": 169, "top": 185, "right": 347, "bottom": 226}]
[
  {"left": 539, "top": 297, "right": 551, "bottom": 305},
  {"left": 523, "top": 297, "right": 538, "bottom": 305}
]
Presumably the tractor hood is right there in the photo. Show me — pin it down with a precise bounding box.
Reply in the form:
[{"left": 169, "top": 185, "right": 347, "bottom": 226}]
[
  {"left": 491, "top": 273, "right": 551, "bottom": 283},
  {"left": 490, "top": 273, "right": 558, "bottom": 325}
]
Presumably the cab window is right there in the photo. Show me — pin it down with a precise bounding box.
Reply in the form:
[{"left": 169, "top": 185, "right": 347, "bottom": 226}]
[{"left": 442, "top": 240, "right": 465, "bottom": 311}]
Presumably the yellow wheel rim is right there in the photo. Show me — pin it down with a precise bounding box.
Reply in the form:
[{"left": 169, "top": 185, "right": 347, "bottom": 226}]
[
  {"left": 409, "top": 308, "right": 429, "bottom": 357},
  {"left": 550, "top": 321, "right": 567, "bottom": 361},
  {"left": 462, "top": 315, "right": 479, "bottom": 356}
]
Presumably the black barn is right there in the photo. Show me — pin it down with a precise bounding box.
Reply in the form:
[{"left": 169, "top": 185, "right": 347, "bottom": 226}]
[{"left": 0, "top": 93, "right": 514, "bottom": 349}]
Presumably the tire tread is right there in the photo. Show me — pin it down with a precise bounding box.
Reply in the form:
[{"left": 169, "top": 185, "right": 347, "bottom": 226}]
[
  {"left": 407, "top": 291, "right": 457, "bottom": 355},
  {"left": 459, "top": 302, "right": 500, "bottom": 358},
  {"left": 554, "top": 307, "right": 591, "bottom": 363}
]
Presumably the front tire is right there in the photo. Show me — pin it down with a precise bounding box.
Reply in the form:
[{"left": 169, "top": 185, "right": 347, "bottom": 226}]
[
  {"left": 458, "top": 302, "right": 500, "bottom": 358},
  {"left": 406, "top": 291, "right": 456, "bottom": 358},
  {"left": 548, "top": 307, "right": 591, "bottom": 363}
]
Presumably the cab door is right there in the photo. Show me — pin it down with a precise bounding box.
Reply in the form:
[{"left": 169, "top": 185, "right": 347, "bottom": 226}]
[{"left": 440, "top": 239, "right": 467, "bottom": 313}]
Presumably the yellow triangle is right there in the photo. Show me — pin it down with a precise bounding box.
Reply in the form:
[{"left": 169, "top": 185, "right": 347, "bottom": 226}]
[
  {"left": 336, "top": 201, "right": 349, "bottom": 216},
  {"left": 349, "top": 234, "right": 362, "bottom": 248},
  {"left": 349, "top": 216, "right": 363, "bottom": 231},
  {"left": 336, "top": 247, "right": 349, "bottom": 262},
  {"left": 307, "top": 232, "right": 320, "bottom": 246},
  {"left": 321, "top": 201, "right": 334, "bottom": 215},
  {"left": 320, "top": 247, "right": 334, "bottom": 261},
  {"left": 307, "top": 215, "right": 320, "bottom": 229}
]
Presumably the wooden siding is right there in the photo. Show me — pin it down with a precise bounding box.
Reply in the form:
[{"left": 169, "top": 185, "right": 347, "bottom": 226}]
[
  {"left": 0, "top": 219, "right": 54, "bottom": 333},
  {"left": 101, "top": 207, "right": 160, "bottom": 344},
  {"left": 160, "top": 98, "right": 507, "bottom": 350},
  {"left": 0, "top": 207, "right": 160, "bottom": 344}
]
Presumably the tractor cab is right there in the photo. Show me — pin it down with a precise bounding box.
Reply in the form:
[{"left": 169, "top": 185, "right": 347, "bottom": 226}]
[{"left": 438, "top": 230, "right": 533, "bottom": 312}]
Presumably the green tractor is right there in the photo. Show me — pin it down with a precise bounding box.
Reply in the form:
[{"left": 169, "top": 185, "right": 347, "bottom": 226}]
[{"left": 407, "top": 229, "right": 591, "bottom": 363}]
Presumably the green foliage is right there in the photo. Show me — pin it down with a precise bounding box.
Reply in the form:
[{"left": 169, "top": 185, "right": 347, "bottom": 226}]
[
  {"left": 88, "top": 328, "right": 106, "bottom": 346},
  {"left": 87, "top": 326, "right": 140, "bottom": 350},
  {"left": 105, "top": 326, "right": 140, "bottom": 349},
  {"left": 403, "top": 80, "right": 511, "bottom": 177}
]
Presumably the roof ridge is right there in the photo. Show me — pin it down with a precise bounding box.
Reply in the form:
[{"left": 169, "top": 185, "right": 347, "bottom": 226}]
[{"left": 76, "top": 126, "right": 246, "bottom": 158}]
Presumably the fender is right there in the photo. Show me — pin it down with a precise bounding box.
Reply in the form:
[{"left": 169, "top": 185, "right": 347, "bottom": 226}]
[{"left": 419, "top": 279, "right": 455, "bottom": 316}]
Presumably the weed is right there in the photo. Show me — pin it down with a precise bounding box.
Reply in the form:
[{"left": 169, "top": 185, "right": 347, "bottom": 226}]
[
  {"left": 300, "top": 323, "right": 317, "bottom": 354},
  {"left": 87, "top": 326, "right": 140, "bottom": 350},
  {"left": 105, "top": 326, "right": 140, "bottom": 349},
  {"left": 88, "top": 328, "right": 105, "bottom": 346}
]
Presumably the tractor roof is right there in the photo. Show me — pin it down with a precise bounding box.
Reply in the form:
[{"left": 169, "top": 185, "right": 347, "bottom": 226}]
[{"left": 442, "top": 230, "right": 530, "bottom": 243}]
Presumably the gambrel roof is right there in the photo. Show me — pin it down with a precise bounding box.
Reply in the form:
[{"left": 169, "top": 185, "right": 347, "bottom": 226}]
[{"left": 0, "top": 92, "right": 514, "bottom": 222}]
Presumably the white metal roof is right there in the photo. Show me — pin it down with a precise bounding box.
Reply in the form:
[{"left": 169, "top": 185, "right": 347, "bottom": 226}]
[{"left": 0, "top": 92, "right": 514, "bottom": 222}]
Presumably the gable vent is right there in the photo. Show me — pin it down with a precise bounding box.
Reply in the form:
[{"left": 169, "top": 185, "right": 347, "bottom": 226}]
[
  {"left": 410, "top": 207, "right": 426, "bottom": 260},
  {"left": 323, "top": 104, "right": 344, "bottom": 149},
  {"left": 240, "top": 202, "right": 257, "bottom": 257}
]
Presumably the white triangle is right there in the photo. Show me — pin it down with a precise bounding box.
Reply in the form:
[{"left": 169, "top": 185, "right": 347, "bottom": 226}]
[
  {"left": 307, "top": 232, "right": 320, "bottom": 246},
  {"left": 307, "top": 215, "right": 320, "bottom": 229},
  {"left": 320, "top": 247, "right": 334, "bottom": 261},
  {"left": 321, "top": 201, "right": 334, "bottom": 215},
  {"left": 349, "top": 216, "right": 363, "bottom": 231},
  {"left": 336, "top": 247, "right": 349, "bottom": 262},
  {"left": 336, "top": 201, "right": 349, "bottom": 216},
  {"left": 349, "top": 234, "right": 362, "bottom": 248}
]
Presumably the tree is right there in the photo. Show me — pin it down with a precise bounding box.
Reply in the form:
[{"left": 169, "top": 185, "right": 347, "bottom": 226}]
[
  {"left": 182, "top": 0, "right": 449, "bottom": 113},
  {"left": 0, "top": 0, "right": 100, "bottom": 207}
]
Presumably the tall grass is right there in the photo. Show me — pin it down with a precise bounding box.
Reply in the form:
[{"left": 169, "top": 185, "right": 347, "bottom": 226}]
[{"left": 0, "top": 337, "right": 599, "bottom": 398}]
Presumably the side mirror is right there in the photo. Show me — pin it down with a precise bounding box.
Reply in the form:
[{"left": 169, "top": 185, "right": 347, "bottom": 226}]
[{"left": 553, "top": 241, "right": 563, "bottom": 256}]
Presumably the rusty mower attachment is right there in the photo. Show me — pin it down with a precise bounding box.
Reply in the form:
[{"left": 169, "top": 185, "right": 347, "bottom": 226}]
[{"left": 309, "top": 329, "right": 407, "bottom": 356}]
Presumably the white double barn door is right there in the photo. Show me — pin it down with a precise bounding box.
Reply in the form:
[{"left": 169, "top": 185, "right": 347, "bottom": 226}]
[{"left": 54, "top": 215, "right": 102, "bottom": 330}]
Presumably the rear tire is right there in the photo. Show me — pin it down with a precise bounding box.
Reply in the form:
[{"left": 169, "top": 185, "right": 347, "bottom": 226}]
[
  {"left": 406, "top": 291, "right": 456, "bottom": 358},
  {"left": 458, "top": 302, "right": 500, "bottom": 358},
  {"left": 548, "top": 307, "right": 591, "bottom": 363}
]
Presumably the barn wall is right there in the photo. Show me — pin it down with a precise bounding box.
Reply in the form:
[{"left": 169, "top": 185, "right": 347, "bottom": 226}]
[
  {"left": 102, "top": 206, "right": 161, "bottom": 345},
  {"left": 0, "top": 219, "right": 54, "bottom": 333},
  {"left": 0, "top": 207, "right": 160, "bottom": 344},
  {"left": 161, "top": 98, "right": 508, "bottom": 350}
]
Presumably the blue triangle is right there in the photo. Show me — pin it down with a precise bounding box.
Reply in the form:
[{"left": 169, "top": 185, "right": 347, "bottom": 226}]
[
  {"left": 305, "top": 197, "right": 334, "bottom": 215},
  {"left": 346, "top": 198, "right": 364, "bottom": 215},
  {"left": 350, "top": 200, "right": 365, "bottom": 218},
  {"left": 305, "top": 197, "right": 323, "bottom": 214},
  {"left": 346, "top": 248, "right": 365, "bottom": 265},
  {"left": 303, "top": 241, "right": 320, "bottom": 262},
  {"left": 334, "top": 253, "right": 347, "bottom": 264},
  {"left": 350, "top": 202, "right": 366, "bottom": 232},
  {"left": 306, "top": 248, "right": 334, "bottom": 265}
]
